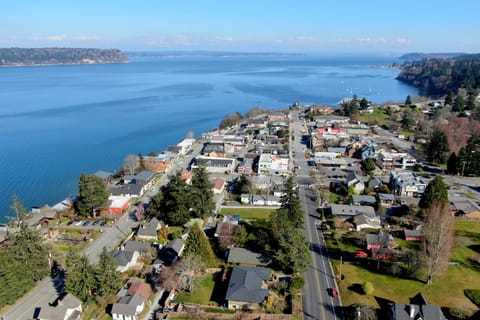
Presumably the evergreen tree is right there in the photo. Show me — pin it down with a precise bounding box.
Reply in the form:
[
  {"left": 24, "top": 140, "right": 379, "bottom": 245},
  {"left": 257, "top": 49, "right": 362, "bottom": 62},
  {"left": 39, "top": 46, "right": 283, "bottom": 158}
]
[
  {"left": 361, "top": 158, "right": 376, "bottom": 175},
  {"left": 276, "top": 228, "right": 311, "bottom": 274},
  {"left": 466, "top": 92, "right": 477, "bottom": 111},
  {"left": 401, "top": 108, "right": 416, "bottom": 129},
  {"left": 190, "top": 164, "right": 215, "bottom": 219},
  {"left": 233, "top": 174, "right": 252, "bottom": 194},
  {"left": 425, "top": 130, "right": 450, "bottom": 164},
  {"left": 183, "top": 222, "right": 216, "bottom": 267},
  {"left": 405, "top": 95, "right": 412, "bottom": 106},
  {"left": 359, "top": 97, "right": 369, "bottom": 110},
  {"left": 9, "top": 194, "right": 27, "bottom": 224},
  {"left": 453, "top": 95, "right": 465, "bottom": 112},
  {"left": 149, "top": 172, "right": 190, "bottom": 225},
  {"left": 95, "top": 247, "right": 121, "bottom": 297},
  {"left": 444, "top": 92, "right": 454, "bottom": 106},
  {"left": 457, "top": 134, "right": 480, "bottom": 176},
  {"left": 77, "top": 173, "right": 109, "bottom": 217},
  {"left": 65, "top": 253, "right": 95, "bottom": 302},
  {"left": 419, "top": 175, "right": 448, "bottom": 210},
  {"left": 446, "top": 152, "right": 458, "bottom": 175},
  {"left": 279, "top": 176, "right": 303, "bottom": 228}
]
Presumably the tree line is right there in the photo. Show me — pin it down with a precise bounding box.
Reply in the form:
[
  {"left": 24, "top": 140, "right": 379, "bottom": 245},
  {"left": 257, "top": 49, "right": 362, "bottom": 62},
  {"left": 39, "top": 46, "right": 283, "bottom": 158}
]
[{"left": 397, "top": 54, "right": 480, "bottom": 95}]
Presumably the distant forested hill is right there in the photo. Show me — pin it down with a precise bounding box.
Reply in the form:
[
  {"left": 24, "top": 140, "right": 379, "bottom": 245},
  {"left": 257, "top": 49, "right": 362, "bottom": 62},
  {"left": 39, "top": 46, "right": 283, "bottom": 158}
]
[
  {"left": 0, "top": 48, "right": 128, "bottom": 66},
  {"left": 396, "top": 54, "right": 480, "bottom": 95},
  {"left": 399, "top": 52, "right": 466, "bottom": 61}
]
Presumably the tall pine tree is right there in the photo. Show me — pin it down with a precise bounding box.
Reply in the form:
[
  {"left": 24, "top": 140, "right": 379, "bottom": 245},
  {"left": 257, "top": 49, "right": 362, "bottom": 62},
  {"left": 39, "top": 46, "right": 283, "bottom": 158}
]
[
  {"left": 184, "top": 222, "right": 216, "bottom": 267},
  {"left": 189, "top": 164, "right": 215, "bottom": 219},
  {"left": 95, "top": 247, "right": 121, "bottom": 297},
  {"left": 65, "top": 252, "right": 95, "bottom": 302},
  {"left": 77, "top": 173, "right": 109, "bottom": 217}
]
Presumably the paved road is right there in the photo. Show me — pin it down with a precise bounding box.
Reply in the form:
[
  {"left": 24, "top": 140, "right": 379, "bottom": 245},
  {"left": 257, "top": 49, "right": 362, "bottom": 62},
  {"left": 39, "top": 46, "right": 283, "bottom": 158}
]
[
  {"left": 0, "top": 142, "right": 203, "bottom": 320},
  {"left": 291, "top": 110, "right": 343, "bottom": 320}
]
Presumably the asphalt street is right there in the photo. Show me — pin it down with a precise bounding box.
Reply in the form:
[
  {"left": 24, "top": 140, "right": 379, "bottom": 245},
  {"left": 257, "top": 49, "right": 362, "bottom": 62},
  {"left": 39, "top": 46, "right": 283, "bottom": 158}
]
[{"left": 290, "top": 111, "right": 343, "bottom": 320}]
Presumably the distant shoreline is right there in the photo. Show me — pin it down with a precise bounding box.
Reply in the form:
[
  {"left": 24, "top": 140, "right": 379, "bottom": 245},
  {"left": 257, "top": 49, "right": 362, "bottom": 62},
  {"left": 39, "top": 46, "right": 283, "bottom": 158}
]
[{"left": 0, "top": 61, "right": 129, "bottom": 68}]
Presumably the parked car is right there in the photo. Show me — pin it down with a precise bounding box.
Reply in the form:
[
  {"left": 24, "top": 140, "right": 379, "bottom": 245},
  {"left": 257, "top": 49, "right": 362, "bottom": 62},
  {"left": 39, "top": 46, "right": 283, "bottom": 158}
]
[
  {"left": 82, "top": 221, "right": 91, "bottom": 227},
  {"left": 100, "top": 220, "right": 107, "bottom": 226},
  {"left": 66, "top": 221, "right": 73, "bottom": 226},
  {"left": 92, "top": 220, "right": 100, "bottom": 226},
  {"left": 73, "top": 220, "right": 83, "bottom": 226}
]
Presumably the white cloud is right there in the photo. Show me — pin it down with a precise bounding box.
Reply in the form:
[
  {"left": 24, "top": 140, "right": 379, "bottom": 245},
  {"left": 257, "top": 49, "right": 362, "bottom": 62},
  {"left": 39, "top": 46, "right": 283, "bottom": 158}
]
[
  {"left": 355, "top": 37, "right": 387, "bottom": 44},
  {"left": 75, "top": 35, "right": 98, "bottom": 41},
  {"left": 395, "top": 38, "right": 409, "bottom": 44},
  {"left": 46, "top": 35, "right": 67, "bottom": 41}
]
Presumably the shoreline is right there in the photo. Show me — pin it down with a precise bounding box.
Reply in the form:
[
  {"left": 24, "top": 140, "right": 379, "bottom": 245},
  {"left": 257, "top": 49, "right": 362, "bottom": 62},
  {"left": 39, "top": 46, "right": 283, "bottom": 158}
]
[{"left": 0, "top": 60, "right": 129, "bottom": 68}]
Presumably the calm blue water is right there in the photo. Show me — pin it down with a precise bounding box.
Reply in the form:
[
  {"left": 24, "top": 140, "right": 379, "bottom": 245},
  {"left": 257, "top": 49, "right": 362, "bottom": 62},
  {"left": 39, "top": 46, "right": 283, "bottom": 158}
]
[{"left": 0, "top": 54, "right": 417, "bottom": 221}]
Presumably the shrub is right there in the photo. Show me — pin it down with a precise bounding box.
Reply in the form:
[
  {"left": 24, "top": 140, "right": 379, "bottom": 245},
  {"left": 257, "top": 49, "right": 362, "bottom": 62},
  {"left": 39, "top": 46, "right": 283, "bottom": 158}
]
[
  {"left": 290, "top": 276, "right": 305, "bottom": 290},
  {"left": 362, "top": 281, "right": 374, "bottom": 295}
]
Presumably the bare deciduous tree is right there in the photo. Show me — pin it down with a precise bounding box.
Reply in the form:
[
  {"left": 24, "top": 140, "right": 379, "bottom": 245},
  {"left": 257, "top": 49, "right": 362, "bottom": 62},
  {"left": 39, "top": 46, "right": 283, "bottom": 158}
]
[
  {"left": 423, "top": 201, "right": 454, "bottom": 284},
  {"left": 124, "top": 154, "right": 138, "bottom": 175},
  {"left": 176, "top": 255, "right": 205, "bottom": 292}
]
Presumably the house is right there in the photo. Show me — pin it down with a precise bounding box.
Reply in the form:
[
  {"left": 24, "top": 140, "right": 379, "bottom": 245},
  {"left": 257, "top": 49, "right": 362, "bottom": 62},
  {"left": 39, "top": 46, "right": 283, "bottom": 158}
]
[
  {"left": 225, "top": 266, "right": 270, "bottom": 309},
  {"left": 176, "top": 138, "right": 196, "bottom": 155},
  {"left": 330, "top": 204, "right": 375, "bottom": 219},
  {"left": 193, "top": 156, "right": 235, "bottom": 173},
  {"left": 236, "top": 159, "right": 253, "bottom": 175},
  {"left": 258, "top": 153, "right": 272, "bottom": 175},
  {"left": 141, "top": 153, "right": 172, "bottom": 172},
  {"left": 210, "top": 177, "right": 226, "bottom": 194},
  {"left": 127, "top": 280, "right": 152, "bottom": 301},
  {"left": 158, "top": 238, "right": 184, "bottom": 266},
  {"left": 131, "top": 170, "right": 156, "bottom": 190},
  {"left": 110, "top": 184, "right": 145, "bottom": 198},
  {"left": 36, "top": 293, "right": 82, "bottom": 320},
  {"left": 94, "top": 170, "right": 113, "bottom": 185},
  {"left": 137, "top": 217, "right": 162, "bottom": 241},
  {"left": 404, "top": 229, "right": 425, "bottom": 241},
  {"left": 180, "top": 171, "right": 193, "bottom": 184},
  {"left": 390, "top": 172, "right": 427, "bottom": 197},
  {"left": 376, "top": 150, "right": 417, "bottom": 171},
  {"left": 345, "top": 172, "right": 366, "bottom": 194},
  {"left": 112, "top": 249, "right": 140, "bottom": 272},
  {"left": 100, "top": 196, "right": 130, "bottom": 215},
  {"left": 227, "top": 248, "right": 271, "bottom": 267},
  {"left": 123, "top": 240, "right": 153, "bottom": 255},
  {"left": 351, "top": 195, "right": 376, "bottom": 207},
  {"left": 360, "top": 145, "right": 375, "bottom": 160},
  {"left": 450, "top": 198, "right": 480, "bottom": 217},
  {"left": 388, "top": 293, "right": 447, "bottom": 320},
  {"left": 378, "top": 193, "right": 395, "bottom": 206},
  {"left": 355, "top": 214, "right": 381, "bottom": 231},
  {"left": 371, "top": 247, "right": 396, "bottom": 260},
  {"left": 111, "top": 294, "right": 145, "bottom": 320},
  {"left": 366, "top": 232, "right": 393, "bottom": 250}
]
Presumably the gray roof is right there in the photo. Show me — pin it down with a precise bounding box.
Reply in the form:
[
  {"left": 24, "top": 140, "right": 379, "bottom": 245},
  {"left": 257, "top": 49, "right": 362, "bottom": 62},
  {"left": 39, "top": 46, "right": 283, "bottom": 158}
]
[
  {"left": 366, "top": 233, "right": 392, "bottom": 246},
  {"left": 165, "top": 238, "right": 184, "bottom": 254},
  {"left": 351, "top": 195, "right": 376, "bottom": 206},
  {"left": 225, "top": 266, "right": 270, "bottom": 303},
  {"left": 118, "top": 294, "right": 144, "bottom": 306},
  {"left": 124, "top": 240, "right": 152, "bottom": 252},
  {"left": 112, "top": 250, "right": 135, "bottom": 267},
  {"left": 111, "top": 302, "right": 137, "bottom": 316},
  {"left": 331, "top": 204, "right": 375, "bottom": 218},
  {"left": 59, "top": 293, "right": 82, "bottom": 309},
  {"left": 227, "top": 248, "right": 271, "bottom": 266},
  {"left": 94, "top": 170, "right": 113, "bottom": 180},
  {"left": 378, "top": 193, "right": 395, "bottom": 201},
  {"left": 390, "top": 303, "right": 447, "bottom": 320},
  {"left": 135, "top": 170, "right": 155, "bottom": 182},
  {"left": 110, "top": 184, "right": 143, "bottom": 196},
  {"left": 137, "top": 217, "right": 161, "bottom": 238}
]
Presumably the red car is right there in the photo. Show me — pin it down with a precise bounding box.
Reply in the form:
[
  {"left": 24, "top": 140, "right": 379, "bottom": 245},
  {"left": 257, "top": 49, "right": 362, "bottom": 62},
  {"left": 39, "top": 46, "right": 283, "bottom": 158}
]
[
  {"left": 330, "top": 288, "right": 338, "bottom": 298},
  {"left": 355, "top": 250, "right": 368, "bottom": 258}
]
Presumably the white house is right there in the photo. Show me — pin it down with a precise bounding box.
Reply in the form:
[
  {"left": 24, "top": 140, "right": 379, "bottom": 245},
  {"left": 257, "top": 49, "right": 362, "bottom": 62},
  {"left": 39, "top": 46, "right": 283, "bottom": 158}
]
[{"left": 111, "top": 294, "right": 145, "bottom": 320}]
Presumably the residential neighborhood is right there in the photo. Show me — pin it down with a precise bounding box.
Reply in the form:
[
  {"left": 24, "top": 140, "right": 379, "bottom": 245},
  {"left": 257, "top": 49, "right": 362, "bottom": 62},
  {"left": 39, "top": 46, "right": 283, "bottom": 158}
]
[{"left": 1, "top": 99, "right": 480, "bottom": 320}]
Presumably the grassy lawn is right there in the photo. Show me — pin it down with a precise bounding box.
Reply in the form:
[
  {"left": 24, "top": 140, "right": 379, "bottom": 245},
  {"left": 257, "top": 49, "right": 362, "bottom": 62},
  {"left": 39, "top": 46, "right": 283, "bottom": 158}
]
[
  {"left": 335, "top": 220, "right": 480, "bottom": 311},
  {"left": 356, "top": 108, "right": 391, "bottom": 126},
  {"left": 219, "top": 207, "right": 275, "bottom": 220},
  {"left": 174, "top": 273, "right": 216, "bottom": 305}
]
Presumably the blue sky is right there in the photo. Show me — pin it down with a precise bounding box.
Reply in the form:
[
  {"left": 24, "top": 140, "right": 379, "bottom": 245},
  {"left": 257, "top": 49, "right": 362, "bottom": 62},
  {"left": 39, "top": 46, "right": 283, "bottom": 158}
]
[{"left": 1, "top": 1, "right": 479, "bottom": 53}]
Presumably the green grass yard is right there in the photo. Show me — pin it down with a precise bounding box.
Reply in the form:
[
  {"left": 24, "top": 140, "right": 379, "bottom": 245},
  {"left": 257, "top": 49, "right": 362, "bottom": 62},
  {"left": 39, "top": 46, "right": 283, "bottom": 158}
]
[
  {"left": 219, "top": 207, "right": 275, "bottom": 220},
  {"left": 335, "top": 220, "right": 480, "bottom": 311},
  {"left": 174, "top": 273, "right": 216, "bottom": 305}
]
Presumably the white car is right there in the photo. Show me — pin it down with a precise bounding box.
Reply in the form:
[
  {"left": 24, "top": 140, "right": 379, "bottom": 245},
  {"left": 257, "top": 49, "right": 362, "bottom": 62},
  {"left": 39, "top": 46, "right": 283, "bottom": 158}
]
[{"left": 74, "top": 220, "right": 83, "bottom": 226}]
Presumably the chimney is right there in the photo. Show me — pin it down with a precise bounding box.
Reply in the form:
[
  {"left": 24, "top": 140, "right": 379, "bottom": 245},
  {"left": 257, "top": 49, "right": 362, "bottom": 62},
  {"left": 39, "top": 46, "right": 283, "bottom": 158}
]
[{"left": 409, "top": 304, "right": 415, "bottom": 318}]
